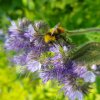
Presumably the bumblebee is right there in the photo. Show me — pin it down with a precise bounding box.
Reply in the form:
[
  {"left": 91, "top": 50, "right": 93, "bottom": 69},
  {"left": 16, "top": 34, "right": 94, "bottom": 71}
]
[{"left": 44, "top": 24, "right": 65, "bottom": 43}]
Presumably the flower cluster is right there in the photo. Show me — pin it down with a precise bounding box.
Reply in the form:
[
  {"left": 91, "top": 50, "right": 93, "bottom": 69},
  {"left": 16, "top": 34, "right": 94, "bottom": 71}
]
[
  {"left": 5, "top": 19, "right": 50, "bottom": 67},
  {"left": 5, "top": 18, "right": 96, "bottom": 100}
]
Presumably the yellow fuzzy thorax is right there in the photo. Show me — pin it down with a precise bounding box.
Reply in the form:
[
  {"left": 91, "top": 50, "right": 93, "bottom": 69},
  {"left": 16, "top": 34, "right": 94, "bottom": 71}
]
[{"left": 44, "top": 34, "right": 56, "bottom": 43}]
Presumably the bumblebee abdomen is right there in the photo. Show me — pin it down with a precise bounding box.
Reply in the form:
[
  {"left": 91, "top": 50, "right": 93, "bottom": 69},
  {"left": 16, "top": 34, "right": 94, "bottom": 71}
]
[{"left": 57, "top": 27, "right": 65, "bottom": 33}]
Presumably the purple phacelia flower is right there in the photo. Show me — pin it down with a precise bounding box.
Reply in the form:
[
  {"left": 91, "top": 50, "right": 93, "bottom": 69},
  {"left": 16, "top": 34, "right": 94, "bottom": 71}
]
[
  {"left": 27, "top": 60, "right": 41, "bottom": 72},
  {"left": 40, "top": 44, "right": 96, "bottom": 100},
  {"left": 5, "top": 19, "right": 49, "bottom": 52},
  {"left": 81, "top": 71, "right": 96, "bottom": 82},
  {"left": 5, "top": 19, "right": 53, "bottom": 73},
  {"left": 5, "top": 18, "right": 96, "bottom": 100},
  {"left": 5, "top": 19, "right": 32, "bottom": 51},
  {"left": 13, "top": 53, "right": 27, "bottom": 66}
]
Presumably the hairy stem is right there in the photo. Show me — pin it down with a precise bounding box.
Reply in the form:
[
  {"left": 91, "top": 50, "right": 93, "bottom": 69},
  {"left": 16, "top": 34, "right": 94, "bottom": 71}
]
[{"left": 66, "top": 28, "right": 100, "bottom": 35}]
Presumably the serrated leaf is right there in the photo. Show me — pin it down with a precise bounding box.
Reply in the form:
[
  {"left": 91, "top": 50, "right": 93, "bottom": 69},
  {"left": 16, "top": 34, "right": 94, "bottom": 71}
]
[{"left": 71, "top": 42, "right": 100, "bottom": 65}]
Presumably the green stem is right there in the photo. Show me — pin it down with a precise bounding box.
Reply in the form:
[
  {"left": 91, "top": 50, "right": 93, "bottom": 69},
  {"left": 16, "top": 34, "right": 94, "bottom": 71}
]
[{"left": 66, "top": 28, "right": 100, "bottom": 35}]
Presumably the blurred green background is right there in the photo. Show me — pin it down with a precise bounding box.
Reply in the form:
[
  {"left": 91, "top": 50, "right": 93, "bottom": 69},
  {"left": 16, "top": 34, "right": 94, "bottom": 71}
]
[{"left": 0, "top": 0, "right": 100, "bottom": 100}]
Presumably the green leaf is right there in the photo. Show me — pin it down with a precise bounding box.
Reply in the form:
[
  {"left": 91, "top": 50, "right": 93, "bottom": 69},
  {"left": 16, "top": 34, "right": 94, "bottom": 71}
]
[
  {"left": 96, "top": 76, "right": 100, "bottom": 94},
  {"left": 71, "top": 42, "right": 100, "bottom": 66}
]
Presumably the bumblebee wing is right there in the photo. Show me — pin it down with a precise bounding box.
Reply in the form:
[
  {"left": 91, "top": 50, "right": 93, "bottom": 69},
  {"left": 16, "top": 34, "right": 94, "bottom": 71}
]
[{"left": 51, "top": 23, "right": 61, "bottom": 35}]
